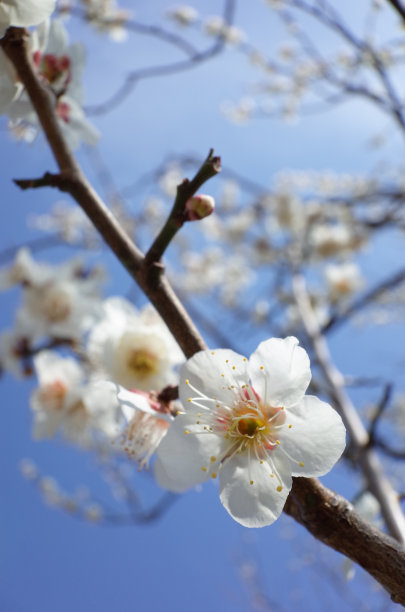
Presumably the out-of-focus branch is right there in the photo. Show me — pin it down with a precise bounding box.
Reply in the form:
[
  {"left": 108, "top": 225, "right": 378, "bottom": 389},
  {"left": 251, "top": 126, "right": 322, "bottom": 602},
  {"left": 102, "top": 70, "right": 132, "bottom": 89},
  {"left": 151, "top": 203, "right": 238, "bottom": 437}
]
[
  {"left": 368, "top": 383, "right": 393, "bottom": 443},
  {"left": 292, "top": 272, "right": 405, "bottom": 545},
  {"left": 285, "top": 477, "right": 405, "bottom": 605},
  {"left": 58, "top": 7, "right": 198, "bottom": 56},
  {"left": 321, "top": 267, "right": 405, "bottom": 334},
  {"left": 84, "top": 0, "right": 237, "bottom": 115}
]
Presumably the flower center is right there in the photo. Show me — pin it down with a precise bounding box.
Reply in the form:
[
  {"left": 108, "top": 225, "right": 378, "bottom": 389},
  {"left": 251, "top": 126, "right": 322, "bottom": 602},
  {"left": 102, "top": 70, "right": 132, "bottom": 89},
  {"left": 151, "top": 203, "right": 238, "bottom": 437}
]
[
  {"left": 127, "top": 349, "right": 158, "bottom": 377},
  {"left": 36, "top": 380, "right": 67, "bottom": 412},
  {"left": 35, "top": 53, "right": 71, "bottom": 92},
  {"left": 237, "top": 416, "right": 263, "bottom": 437}
]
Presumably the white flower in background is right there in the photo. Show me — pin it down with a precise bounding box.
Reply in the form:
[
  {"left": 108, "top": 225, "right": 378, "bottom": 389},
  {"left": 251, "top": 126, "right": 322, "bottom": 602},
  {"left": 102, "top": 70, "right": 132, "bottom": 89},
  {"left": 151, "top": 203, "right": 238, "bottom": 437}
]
[
  {"left": 167, "top": 5, "right": 199, "bottom": 26},
  {"left": 31, "top": 351, "right": 120, "bottom": 444},
  {"left": 285, "top": 294, "right": 329, "bottom": 331},
  {"left": 0, "top": 247, "right": 51, "bottom": 290},
  {"left": 116, "top": 386, "right": 174, "bottom": 468},
  {"left": 87, "top": 297, "right": 184, "bottom": 391},
  {"left": 204, "top": 16, "right": 245, "bottom": 45},
  {"left": 159, "top": 163, "right": 183, "bottom": 197},
  {"left": 0, "top": 19, "right": 99, "bottom": 148},
  {"left": 80, "top": 0, "right": 131, "bottom": 42},
  {"left": 31, "top": 350, "right": 84, "bottom": 439},
  {"left": 310, "top": 223, "right": 364, "bottom": 258},
  {"left": 0, "top": 0, "right": 56, "bottom": 38},
  {"left": 15, "top": 268, "right": 103, "bottom": 342},
  {"left": 29, "top": 201, "right": 100, "bottom": 246},
  {"left": 324, "top": 262, "right": 364, "bottom": 302},
  {"left": 273, "top": 192, "right": 305, "bottom": 234},
  {"left": 156, "top": 337, "right": 346, "bottom": 527}
]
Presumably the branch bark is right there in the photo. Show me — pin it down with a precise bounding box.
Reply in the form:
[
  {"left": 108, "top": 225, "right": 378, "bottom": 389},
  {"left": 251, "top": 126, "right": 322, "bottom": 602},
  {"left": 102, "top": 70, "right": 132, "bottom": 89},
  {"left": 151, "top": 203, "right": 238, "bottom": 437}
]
[{"left": 286, "top": 478, "right": 405, "bottom": 605}]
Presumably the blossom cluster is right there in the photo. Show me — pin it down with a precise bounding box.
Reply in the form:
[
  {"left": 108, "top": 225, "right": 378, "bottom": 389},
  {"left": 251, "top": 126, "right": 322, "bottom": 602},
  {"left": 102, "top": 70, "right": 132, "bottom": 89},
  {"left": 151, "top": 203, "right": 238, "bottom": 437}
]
[
  {"left": 0, "top": 17, "right": 98, "bottom": 148},
  {"left": 1, "top": 246, "right": 346, "bottom": 526},
  {"left": 0, "top": 249, "right": 182, "bottom": 459}
]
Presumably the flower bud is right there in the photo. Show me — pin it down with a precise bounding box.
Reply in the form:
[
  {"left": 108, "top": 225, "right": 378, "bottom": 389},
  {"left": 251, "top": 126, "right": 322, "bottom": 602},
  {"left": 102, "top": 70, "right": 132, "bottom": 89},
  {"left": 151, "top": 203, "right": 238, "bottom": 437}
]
[{"left": 185, "top": 194, "right": 215, "bottom": 221}]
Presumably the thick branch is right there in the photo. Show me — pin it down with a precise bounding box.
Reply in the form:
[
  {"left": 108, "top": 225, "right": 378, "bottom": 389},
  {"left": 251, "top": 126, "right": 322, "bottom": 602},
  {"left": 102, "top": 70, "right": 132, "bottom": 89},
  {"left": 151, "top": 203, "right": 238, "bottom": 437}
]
[{"left": 286, "top": 478, "right": 405, "bottom": 605}]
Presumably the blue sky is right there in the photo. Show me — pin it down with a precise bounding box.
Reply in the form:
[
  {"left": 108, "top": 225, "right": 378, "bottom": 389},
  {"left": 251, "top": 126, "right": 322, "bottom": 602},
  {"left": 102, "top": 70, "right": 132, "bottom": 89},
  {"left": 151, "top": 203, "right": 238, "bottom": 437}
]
[{"left": 1, "top": 1, "right": 404, "bottom": 610}]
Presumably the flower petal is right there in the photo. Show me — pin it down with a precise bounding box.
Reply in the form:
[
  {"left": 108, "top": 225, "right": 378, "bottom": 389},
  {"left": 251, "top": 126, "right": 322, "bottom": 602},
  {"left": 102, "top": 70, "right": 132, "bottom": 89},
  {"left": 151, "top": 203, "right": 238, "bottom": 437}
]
[
  {"left": 219, "top": 453, "right": 292, "bottom": 527},
  {"left": 249, "top": 337, "right": 311, "bottom": 408},
  {"left": 281, "top": 395, "right": 346, "bottom": 477},
  {"left": 179, "top": 348, "right": 249, "bottom": 409},
  {"left": 156, "top": 412, "right": 223, "bottom": 492}
]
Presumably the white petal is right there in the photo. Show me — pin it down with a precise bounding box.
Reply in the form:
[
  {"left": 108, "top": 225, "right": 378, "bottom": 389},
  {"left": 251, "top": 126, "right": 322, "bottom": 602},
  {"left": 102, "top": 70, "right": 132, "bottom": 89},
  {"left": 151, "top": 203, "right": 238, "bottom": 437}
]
[
  {"left": 281, "top": 396, "right": 346, "bottom": 477},
  {"left": 219, "top": 452, "right": 292, "bottom": 527},
  {"left": 33, "top": 350, "right": 83, "bottom": 386},
  {"left": 116, "top": 386, "right": 173, "bottom": 424},
  {"left": 0, "top": 0, "right": 55, "bottom": 31},
  {"left": 179, "top": 348, "right": 249, "bottom": 409},
  {"left": 249, "top": 337, "right": 311, "bottom": 408},
  {"left": 156, "top": 413, "right": 223, "bottom": 492},
  {"left": 45, "top": 18, "right": 68, "bottom": 54}
]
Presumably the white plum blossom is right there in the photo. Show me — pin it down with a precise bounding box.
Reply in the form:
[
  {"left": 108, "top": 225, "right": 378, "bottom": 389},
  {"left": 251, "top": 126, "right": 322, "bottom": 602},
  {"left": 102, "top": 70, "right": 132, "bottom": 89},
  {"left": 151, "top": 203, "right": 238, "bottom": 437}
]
[
  {"left": 87, "top": 297, "right": 184, "bottom": 391},
  {"left": 204, "top": 16, "right": 245, "bottom": 45},
  {"left": 16, "top": 275, "right": 103, "bottom": 342},
  {"left": 31, "top": 351, "right": 121, "bottom": 444},
  {"left": 0, "top": 0, "right": 56, "bottom": 38},
  {"left": 6, "top": 255, "right": 104, "bottom": 343},
  {"left": 167, "top": 5, "right": 199, "bottom": 26},
  {"left": 116, "top": 386, "right": 174, "bottom": 468},
  {"left": 324, "top": 262, "right": 364, "bottom": 302},
  {"left": 156, "top": 337, "right": 346, "bottom": 527},
  {"left": 0, "top": 247, "right": 51, "bottom": 290},
  {"left": 309, "top": 223, "right": 364, "bottom": 258},
  {"left": 79, "top": 0, "right": 132, "bottom": 42},
  {"left": 0, "top": 19, "right": 99, "bottom": 148}
]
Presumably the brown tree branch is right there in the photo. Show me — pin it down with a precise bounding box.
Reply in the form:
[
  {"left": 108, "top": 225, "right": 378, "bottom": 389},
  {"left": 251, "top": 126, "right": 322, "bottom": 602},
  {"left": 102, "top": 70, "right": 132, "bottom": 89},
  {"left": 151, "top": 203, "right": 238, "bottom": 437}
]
[
  {"left": 385, "top": 0, "right": 405, "bottom": 24},
  {"left": 286, "top": 478, "right": 405, "bottom": 605}
]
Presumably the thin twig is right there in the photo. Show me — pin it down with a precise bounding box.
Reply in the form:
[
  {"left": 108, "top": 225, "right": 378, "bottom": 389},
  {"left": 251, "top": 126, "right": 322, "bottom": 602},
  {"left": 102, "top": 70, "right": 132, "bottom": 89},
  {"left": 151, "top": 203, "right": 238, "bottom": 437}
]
[{"left": 145, "top": 149, "right": 221, "bottom": 265}]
